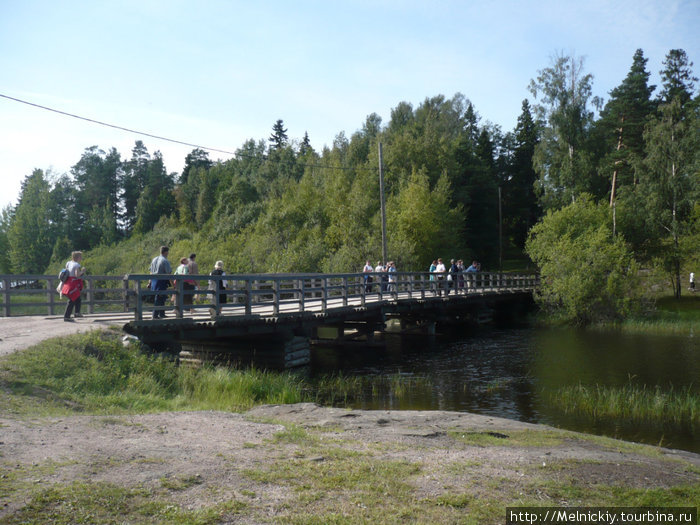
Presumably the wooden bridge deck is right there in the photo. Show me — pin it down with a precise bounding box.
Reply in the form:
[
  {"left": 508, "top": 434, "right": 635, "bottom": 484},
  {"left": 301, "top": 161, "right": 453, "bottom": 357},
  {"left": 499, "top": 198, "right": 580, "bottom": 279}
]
[{"left": 2, "top": 272, "right": 537, "bottom": 368}]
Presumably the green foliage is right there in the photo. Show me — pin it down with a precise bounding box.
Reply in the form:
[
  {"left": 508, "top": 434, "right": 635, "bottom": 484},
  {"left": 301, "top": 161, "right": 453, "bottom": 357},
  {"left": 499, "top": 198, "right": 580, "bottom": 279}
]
[
  {"left": 0, "top": 330, "right": 310, "bottom": 413},
  {"left": 3, "top": 48, "right": 698, "bottom": 325},
  {"left": 526, "top": 196, "right": 643, "bottom": 324},
  {"left": 8, "top": 169, "right": 55, "bottom": 273}
]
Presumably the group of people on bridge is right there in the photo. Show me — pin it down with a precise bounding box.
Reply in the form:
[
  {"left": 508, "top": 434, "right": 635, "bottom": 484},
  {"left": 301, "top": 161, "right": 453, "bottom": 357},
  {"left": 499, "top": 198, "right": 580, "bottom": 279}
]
[
  {"left": 362, "top": 258, "right": 481, "bottom": 296},
  {"left": 149, "top": 246, "right": 228, "bottom": 319}
]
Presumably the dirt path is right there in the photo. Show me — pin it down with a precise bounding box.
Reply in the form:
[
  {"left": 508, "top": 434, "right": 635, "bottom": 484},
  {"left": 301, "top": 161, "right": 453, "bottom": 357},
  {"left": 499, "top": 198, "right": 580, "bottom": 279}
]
[{"left": 0, "top": 315, "right": 126, "bottom": 357}]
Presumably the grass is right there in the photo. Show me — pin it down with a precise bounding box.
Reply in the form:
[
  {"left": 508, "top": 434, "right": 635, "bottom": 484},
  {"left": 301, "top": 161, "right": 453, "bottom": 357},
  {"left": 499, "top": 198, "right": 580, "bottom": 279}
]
[
  {"left": 596, "top": 294, "right": 700, "bottom": 335},
  {"left": 0, "top": 331, "right": 310, "bottom": 415},
  {"left": 0, "top": 481, "right": 245, "bottom": 525},
  {"left": 2, "top": 329, "right": 699, "bottom": 523},
  {"left": 0, "top": 331, "right": 430, "bottom": 416},
  {"left": 547, "top": 383, "right": 700, "bottom": 430}
]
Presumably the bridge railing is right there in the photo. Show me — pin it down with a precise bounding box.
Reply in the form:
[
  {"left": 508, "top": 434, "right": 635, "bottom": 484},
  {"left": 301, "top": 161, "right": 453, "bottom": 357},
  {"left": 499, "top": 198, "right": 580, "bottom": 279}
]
[
  {"left": 0, "top": 272, "right": 538, "bottom": 319},
  {"left": 126, "top": 271, "right": 538, "bottom": 321},
  {"left": 0, "top": 274, "right": 131, "bottom": 317}
]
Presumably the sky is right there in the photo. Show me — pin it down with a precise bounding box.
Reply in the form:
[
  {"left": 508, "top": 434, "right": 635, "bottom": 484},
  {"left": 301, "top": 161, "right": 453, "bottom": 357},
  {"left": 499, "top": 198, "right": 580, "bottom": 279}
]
[{"left": 1, "top": 0, "right": 699, "bottom": 210}]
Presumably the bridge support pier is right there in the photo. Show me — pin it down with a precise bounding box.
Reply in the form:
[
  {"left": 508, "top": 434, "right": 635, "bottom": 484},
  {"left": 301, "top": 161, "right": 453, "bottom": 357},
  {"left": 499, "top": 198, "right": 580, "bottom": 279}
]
[{"left": 178, "top": 333, "right": 311, "bottom": 369}]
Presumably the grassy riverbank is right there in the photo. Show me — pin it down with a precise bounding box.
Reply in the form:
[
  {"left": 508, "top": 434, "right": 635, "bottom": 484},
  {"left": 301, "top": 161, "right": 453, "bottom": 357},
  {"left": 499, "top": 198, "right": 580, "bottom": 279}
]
[
  {"left": 0, "top": 329, "right": 420, "bottom": 416},
  {"left": 2, "top": 330, "right": 700, "bottom": 523},
  {"left": 593, "top": 294, "right": 700, "bottom": 335}
]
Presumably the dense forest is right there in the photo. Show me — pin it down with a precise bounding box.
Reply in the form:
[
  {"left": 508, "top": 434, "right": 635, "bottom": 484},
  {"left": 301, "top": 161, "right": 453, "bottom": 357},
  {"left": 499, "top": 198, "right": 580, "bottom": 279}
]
[{"left": 1, "top": 49, "right": 698, "bottom": 323}]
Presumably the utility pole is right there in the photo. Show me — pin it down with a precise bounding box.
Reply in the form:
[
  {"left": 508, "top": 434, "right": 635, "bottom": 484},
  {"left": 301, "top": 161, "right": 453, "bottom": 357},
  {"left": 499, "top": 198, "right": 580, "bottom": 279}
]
[{"left": 378, "top": 142, "right": 388, "bottom": 265}]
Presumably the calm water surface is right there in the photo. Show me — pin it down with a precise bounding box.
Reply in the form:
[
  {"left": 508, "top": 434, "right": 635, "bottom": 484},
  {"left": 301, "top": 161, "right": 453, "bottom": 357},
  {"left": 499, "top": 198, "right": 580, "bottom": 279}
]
[{"left": 311, "top": 327, "right": 700, "bottom": 452}]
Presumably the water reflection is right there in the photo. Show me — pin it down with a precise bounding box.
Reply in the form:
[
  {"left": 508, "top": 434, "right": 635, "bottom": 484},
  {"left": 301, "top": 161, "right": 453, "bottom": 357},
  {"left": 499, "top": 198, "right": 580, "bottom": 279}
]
[{"left": 310, "top": 327, "right": 700, "bottom": 453}]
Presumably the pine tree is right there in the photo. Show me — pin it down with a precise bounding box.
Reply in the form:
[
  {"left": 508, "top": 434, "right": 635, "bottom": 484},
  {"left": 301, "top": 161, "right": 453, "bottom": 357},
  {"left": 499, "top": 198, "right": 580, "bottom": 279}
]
[
  {"left": 597, "top": 49, "right": 656, "bottom": 203},
  {"left": 268, "top": 119, "right": 288, "bottom": 151},
  {"left": 658, "top": 49, "right": 697, "bottom": 105},
  {"left": 506, "top": 100, "right": 540, "bottom": 250}
]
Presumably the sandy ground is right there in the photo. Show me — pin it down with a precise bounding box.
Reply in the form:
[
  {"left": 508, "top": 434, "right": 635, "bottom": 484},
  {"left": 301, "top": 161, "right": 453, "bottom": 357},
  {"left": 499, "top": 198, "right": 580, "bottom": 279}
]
[{"left": 1, "top": 317, "right": 699, "bottom": 521}]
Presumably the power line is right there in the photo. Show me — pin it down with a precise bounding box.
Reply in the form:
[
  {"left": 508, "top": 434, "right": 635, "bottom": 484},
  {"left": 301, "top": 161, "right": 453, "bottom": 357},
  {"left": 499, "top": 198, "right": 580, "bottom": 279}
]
[
  {"left": 1, "top": 93, "right": 427, "bottom": 182},
  {"left": 0, "top": 92, "right": 380, "bottom": 174},
  {"left": 0, "top": 93, "right": 238, "bottom": 156}
]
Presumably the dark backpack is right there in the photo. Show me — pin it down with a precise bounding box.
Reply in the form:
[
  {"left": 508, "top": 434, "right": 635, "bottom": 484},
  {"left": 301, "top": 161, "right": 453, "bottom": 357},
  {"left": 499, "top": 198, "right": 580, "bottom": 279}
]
[{"left": 58, "top": 268, "right": 70, "bottom": 283}]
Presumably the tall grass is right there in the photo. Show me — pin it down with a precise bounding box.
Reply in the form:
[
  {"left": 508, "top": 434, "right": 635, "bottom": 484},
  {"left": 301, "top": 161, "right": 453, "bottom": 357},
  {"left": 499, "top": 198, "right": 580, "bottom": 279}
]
[
  {"left": 0, "top": 330, "right": 429, "bottom": 415},
  {"left": 599, "top": 295, "right": 700, "bottom": 335},
  {"left": 0, "top": 331, "right": 309, "bottom": 414},
  {"left": 548, "top": 383, "right": 700, "bottom": 429}
]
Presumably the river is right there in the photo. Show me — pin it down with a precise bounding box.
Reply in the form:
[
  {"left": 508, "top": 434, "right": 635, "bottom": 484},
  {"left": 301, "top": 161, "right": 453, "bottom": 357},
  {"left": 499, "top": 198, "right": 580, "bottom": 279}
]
[{"left": 310, "top": 326, "right": 700, "bottom": 453}]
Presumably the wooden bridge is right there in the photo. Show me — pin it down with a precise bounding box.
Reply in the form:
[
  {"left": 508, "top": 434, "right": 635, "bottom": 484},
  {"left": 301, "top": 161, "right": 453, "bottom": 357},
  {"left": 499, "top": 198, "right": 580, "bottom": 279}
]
[{"left": 1, "top": 272, "right": 537, "bottom": 368}]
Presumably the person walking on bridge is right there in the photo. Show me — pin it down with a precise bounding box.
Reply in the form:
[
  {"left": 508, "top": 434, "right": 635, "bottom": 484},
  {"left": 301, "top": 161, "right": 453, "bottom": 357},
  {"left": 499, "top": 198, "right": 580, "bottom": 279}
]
[
  {"left": 434, "top": 258, "right": 446, "bottom": 296},
  {"left": 149, "top": 246, "right": 171, "bottom": 319},
  {"left": 62, "top": 251, "right": 85, "bottom": 322},
  {"left": 363, "top": 260, "right": 374, "bottom": 293}
]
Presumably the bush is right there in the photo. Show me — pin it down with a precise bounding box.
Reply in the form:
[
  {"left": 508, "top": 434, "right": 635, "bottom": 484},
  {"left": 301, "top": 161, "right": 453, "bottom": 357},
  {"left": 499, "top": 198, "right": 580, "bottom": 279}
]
[{"left": 526, "top": 195, "right": 645, "bottom": 325}]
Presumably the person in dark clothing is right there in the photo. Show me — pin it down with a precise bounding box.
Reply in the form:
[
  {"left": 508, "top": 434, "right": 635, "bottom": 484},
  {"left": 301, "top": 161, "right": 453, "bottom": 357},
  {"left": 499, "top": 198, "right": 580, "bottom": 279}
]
[
  {"left": 208, "top": 260, "right": 228, "bottom": 316},
  {"left": 149, "top": 246, "right": 172, "bottom": 319}
]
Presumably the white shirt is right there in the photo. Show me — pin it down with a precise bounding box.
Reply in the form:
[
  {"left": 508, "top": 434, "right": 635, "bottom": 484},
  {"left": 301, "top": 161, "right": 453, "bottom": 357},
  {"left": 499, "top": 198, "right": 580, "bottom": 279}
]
[
  {"left": 435, "top": 263, "right": 446, "bottom": 273},
  {"left": 66, "top": 260, "right": 83, "bottom": 277}
]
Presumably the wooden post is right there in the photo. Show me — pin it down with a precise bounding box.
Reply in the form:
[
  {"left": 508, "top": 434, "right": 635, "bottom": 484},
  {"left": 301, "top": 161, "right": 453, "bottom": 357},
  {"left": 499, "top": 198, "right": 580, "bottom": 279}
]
[
  {"left": 213, "top": 276, "right": 220, "bottom": 316},
  {"left": 342, "top": 276, "right": 348, "bottom": 307},
  {"left": 135, "top": 279, "right": 143, "bottom": 321},
  {"left": 273, "top": 279, "right": 280, "bottom": 316},
  {"left": 85, "top": 276, "right": 94, "bottom": 314},
  {"left": 299, "top": 278, "right": 305, "bottom": 312},
  {"left": 47, "top": 278, "right": 55, "bottom": 315},
  {"left": 3, "top": 277, "right": 11, "bottom": 317},
  {"left": 122, "top": 276, "right": 130, "bottom": 312},
  {"left": 245, "top": 278, "right": 252, "bottom": 316}
]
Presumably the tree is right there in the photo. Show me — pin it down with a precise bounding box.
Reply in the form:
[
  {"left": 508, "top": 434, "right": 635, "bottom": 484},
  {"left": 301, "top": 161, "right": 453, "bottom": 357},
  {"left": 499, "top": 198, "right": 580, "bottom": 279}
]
[
  {"left": 0, "top": 206, "right": 13, "bottom": 273},
  {"left": 121, "top": 141, "right": 151, "bottom": 233},
  {"left": 71, "top": 146, "right": 122, "bottom": 246},
  {"left": 641, "top": 98, "right": 698, "bottom": 298},
  {"left": 7, "top": 170, "right": 55, "bottom": 273},
  {"left": 597, "top": 49, "right": 656, "bottom": 204},
  {"left": 387, "top": 170, "right": 465, "bottom": 269},
  {"left": 180, "top": 148, "right": 213, "bottom": 184},
  {"left": 658, "top": 49, "right": 697, "bottom": 106},
  {"left": 529, "top": 53, "right": 601, "bottom": 209},
  {"left": 526, "top": 195, "right": 642, "bottom": 325},
  {"left": 504, "top": 100, "right": 540, "bottom": 251},
  {"left": 132, "top": 152, "right": 176, "bottom": 234},
  {"left": 299, "top": 131, "right": 313, "bottom": 156},
  {"left": 268, "top": 119, "right": 288, "bottom": 151}
]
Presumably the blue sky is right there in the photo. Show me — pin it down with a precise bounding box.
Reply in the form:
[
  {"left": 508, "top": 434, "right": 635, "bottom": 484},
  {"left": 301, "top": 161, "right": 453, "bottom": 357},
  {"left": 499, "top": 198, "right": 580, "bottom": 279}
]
[{"left": 1, "top": 0, "right": 698, "bottom": 210}]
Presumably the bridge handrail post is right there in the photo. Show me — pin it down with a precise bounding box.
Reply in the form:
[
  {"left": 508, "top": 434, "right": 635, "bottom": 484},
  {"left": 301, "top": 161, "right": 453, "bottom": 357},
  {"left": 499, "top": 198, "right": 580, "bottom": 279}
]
[
  {"left": 134, "top": 278, "right": 143, "bottom": 321},
  {"left": 47, "top": 277, "right": 55, "bottom": 316},
  {"left": 342, "top": 276, "right": 348, "bottom": 307},
  {"left": 273, "top": 279, "right": 280, "bottom": 315},
  {"left": 360, "top": 274, "right": 367, "bottom": 306},
  {"left": 85, "top": 276, "right": 94, "bottom": 314},
  {"left": 321, "top": 277, "right": 328, "bottom": 311},
  {"left": 245, "top": 278, "right": 252, "bottom": 315},
  {"left": 122, "top": 275, "right": 129, "bottom": 312},
  {"left": 173, "top": 278, "right": 182, "bottom": 318},
  {"left": 2, "top": 277, "right": 10, "bottom": 317},
  {"left": 299, "top": 278, "right": 305, "bottom": 312},
  {"left": 212, "top": 276, "right": 221, "bottom": 314}
]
